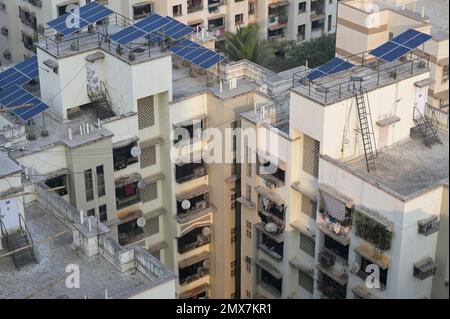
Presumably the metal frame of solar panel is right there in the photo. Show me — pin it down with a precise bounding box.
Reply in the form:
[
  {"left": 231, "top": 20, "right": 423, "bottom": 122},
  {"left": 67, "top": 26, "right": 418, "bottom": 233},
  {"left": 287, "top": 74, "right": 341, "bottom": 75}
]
[
  {"left": 0, "top": 56, "right": 38, "bottom": 90},
  {"left": 160, "top": 17, "right": 194, "bottom": 41},
  {"left": 47, "top": 2, "right": 113, "bottom": 36},
  {"left": 0, "top": 84, "right": 49, "bottom": 122},
  {"left": 170, "top": 39, "right": 226, "bottom": 70},
  {"left": 306, "top": 57, "right": 354, "bottom": 81},
  {"left": 110, "top": 14, "right": 171, "bottom": 46},
  {"left": 369, "top": 29, "right": 432, "bottom": 62}
]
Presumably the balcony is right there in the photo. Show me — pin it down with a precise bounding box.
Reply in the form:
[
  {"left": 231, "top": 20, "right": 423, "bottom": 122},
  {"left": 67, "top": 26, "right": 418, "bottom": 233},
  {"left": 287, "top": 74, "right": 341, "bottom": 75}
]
[
  {"left": 310, "top": 0, "right": 326, "bottom": 21},
  {"left": 257, "top": 158, "right": 286, "bottom": 189},
  {"left": 188, "top": 0, "right": 204, "bottom": 14},
  {"left": 353, "top": 206, "right": 394, "bottom": 251},
  {"left": 258, "top": 233, "right": 284, "bottom": 261},
  {"left": 115, "top": 176, "right": 141, "bottom": 211},
  {"left": 176, "top": 185, "right": 215, "bottom": 224},
  {"left": 178, "top": 252, "right": 210, "bottom": 286},
  {"left": 175, "top": 160, "right": 208, "bottom": 184},
  {"left": 318, "top": 272, "right": 347, "bottom": 299},
  {"left": 118, "top": 213, "right": 146, "bottom": 246},
  {"left": 178, "top": 226, "right": 211, "bottom": 255},
  {"left": 113, "top": 140, "right": 139, "bottom": 171}
]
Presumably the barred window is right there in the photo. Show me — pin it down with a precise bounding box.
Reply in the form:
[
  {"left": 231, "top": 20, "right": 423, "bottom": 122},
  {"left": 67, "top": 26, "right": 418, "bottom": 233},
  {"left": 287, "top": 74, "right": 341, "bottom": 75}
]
[
  {"left": 151, "top": 249, "right": 161, "bottom": 261},
  {"left": 298, "top": 269, "right": 314, "bottom": 293},
  {"left": 245, "top": 256, "right": 252, "bottom": 273},
  {"left": 137, "top": 95, "right": 155, "bottom": 129},
  {"left": 145, "top": 216, "right": 160, "bottom": 236},
  {"left": 142, "top": 182, "right": 158, "bottom": 203},
  {"left": 231, "top": 261, "right": 237, "bottom": 277},
  {"left": 300, "top": 233, "right": 316, "bottom": 258},
  {"left": 303, "top": 135, "right": 320, "bottom": 178},
  {"left": 141, "top": 145, "right": 157, "bottom": 169},
  {"left": 301, "top": 194, "right": 317, "bottom": 220},
  {"left": 231, "top": 227, "right": 237, "bottom": 244},
  {"left": 246, "top": 221, "right": 252, "bottom": 239}
]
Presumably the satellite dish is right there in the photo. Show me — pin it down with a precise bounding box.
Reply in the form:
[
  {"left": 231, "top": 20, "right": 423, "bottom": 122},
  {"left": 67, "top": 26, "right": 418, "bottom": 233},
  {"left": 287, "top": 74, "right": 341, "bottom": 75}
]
[
  {"left": 137, "top": 217, "right": 146, "bottom": 228},
  {"left": 130, "top": 146, "right": 141, "bottom": 158},
  {"left": 202, "top": 227, "right": 211, "bottom": 237},
  {"left": 265, "top": 222, "right": 278, "bottom": 233},
  {"left": 137, "top": 179, "right": 146, "bottom": 190},
  {"left": 202, "top": 259, "right": 209, "bottom": 269},
  {"left": 181, "top": 200, "right": 191, "bottom": 210}
]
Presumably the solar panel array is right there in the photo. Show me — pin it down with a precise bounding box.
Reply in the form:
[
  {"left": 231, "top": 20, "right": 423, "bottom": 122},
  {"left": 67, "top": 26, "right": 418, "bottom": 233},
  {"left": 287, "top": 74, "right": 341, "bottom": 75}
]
[
  {"left": 370, "top": 29, "right": 432, "bottom": 62},
  {"left": 0, "top": 84, "right": 49, "bottom": 122},
  {"left": 110, "top": 14, "right": 171, "bottom": 45},
  {"left": 170, "top": 40, "right": 226, "bottom": 70},
  {"left": 47, "top": 2, "right": 114, "bottom": 36},
  {"left": 0, "top": 56, "right": 39, "bottom": 90},
  {"left": 306, "top": 57, "right": 354, "bottom": 81},
  {"left": 162, "top": 17, "right": 195, "bottom": 41}
]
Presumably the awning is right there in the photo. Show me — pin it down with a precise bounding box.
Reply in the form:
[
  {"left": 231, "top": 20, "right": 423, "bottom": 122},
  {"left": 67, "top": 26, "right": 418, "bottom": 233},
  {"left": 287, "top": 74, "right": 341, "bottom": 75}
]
[
  {"left": 118, "top": 210, "right": 143, "bottom": 225},
  {"left": 140, "top": 137, "right": 164, "bottom": 149},
  {"left": 289, "top": 257, "right": 314, "bottom": 274},
  {"left": 354, "top": 244, "right": 390, "bottom": 270},
  {"left": 376, "top": 116, "right": 401, "bottom": 127},
  {"left": 148, "top": 241, "right": 168, "bottom": 254},
  {"left": 144, "top": 207, "right": 166, "bottom": 219},
  {"left": 291, "top": 182, "right": 316, "bottom": 200},
  {"left": 43, "top": 59, "right": 59, "bottom": 68},
  {"left": 176, "top": 151, "right": 203, "bottom": 165},
  {"left": 115, "top": 173, "right": 142, "bottom": 188},
  {"left": 255, "top": 185, "right": 285, "bottom": 206},
  {"left": 173, "top": 114, "right": 207, "bottom": 128},
  {"left": 316, "top": 264, "right": 348, "bottom": 286},
  {"left": 268, "top": 0, "right": 289, "bottom": 8},
  {"left": 352, "top": 285, "right": 380, "bottom": 299},
  {"left": 414, "top": 78, "right": 435, "bottom": 88},
  {"left": 178, "top": 251, "right": 209, "bottom": 269},
  {"left": 176, "top": 184, "right": 209, "bottom": 201},
  {"left": 179, "top": 284, "right": 210, "bottom": 299},
  {"left": 237, "top": 197, "right": 256, "bottom": 209},
  {"left": 319, "top": 184, "right": 354, "bottom": 209},
  {"left": 355, "top": 205, "right": 393, "bottom": 232},
  {"left": 113, "top": 136, "right": 139, "bottom": 149},
  {"left": 85, "top": 52, "right": 105, "bottom": 63},
  {"left": 318, "top": 223, "right": 350, "bottom": 246},
  {"left": 255, "top": 223, "right": 284, "bottom": 243},
  {"left": 254, "top": 259, "right": 283, "bottom": 280},
  {"left": 257, "top": 151, "right": 287, "bottom": 171},
  {"left": 290, "top": 221, "right": 315, "bottom": 239}
]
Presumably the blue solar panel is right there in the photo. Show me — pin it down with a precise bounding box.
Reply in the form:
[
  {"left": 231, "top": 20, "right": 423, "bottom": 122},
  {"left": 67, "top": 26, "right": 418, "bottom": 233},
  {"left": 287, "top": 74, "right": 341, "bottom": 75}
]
[
  {"left": 110, "top": 14, "right": 171, "bottom": 45},
  {"left": 47, "top": 2, "right": 113, "bottom": 36},
  {"left": 0, "top": 85, "right": 49, "bottom": 122},
  {"left": 370, "top": 29, "right": 432, "bottom": 62},
  {"left": 0, "top": 56, "right": 39, "bottom": 90},
  {"left": 170, "top": 40, "right": 225, "bottom": 70},
  {"left": 305, "top": 57, "right": 353, "bottom": 81},
  {"left": 162, "top": 18, "right": 194, "bottom": 40}
]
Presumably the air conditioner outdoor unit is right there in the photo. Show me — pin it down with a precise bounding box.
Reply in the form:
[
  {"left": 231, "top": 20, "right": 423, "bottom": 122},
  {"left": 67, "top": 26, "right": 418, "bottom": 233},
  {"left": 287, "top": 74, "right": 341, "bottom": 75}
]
[
  {"left": 194, "top": 167, "right": 206, "bottom": 178},
  {"left": 319, "top": 251, "right": 335, "bottom": 267},
  {"left": 196, "top": 200, "right": 207, "bottom": 210}
]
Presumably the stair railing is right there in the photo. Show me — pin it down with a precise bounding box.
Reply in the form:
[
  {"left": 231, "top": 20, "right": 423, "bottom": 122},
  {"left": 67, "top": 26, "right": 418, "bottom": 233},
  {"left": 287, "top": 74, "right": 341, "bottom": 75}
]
[{"left": 0, "top": 218, "right": 17, "bottom": 267}]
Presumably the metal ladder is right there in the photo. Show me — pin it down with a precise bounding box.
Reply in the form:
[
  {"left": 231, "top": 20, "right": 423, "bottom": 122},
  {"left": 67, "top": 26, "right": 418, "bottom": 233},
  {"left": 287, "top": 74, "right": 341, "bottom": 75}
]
[
  {"left": 355, "top": 86, "right": 377, "bottom": 173},
  {"left": 413, "top": 107, "right": 442, "bottom": 148}
]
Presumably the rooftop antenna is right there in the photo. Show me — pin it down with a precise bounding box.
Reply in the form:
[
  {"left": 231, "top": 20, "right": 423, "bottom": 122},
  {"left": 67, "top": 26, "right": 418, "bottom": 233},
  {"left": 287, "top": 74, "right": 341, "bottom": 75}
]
[
  {"left": 68, "top": 128, "right": 73, "bottom": 141},
  {"left": 80, "top": 210, "right": 84, "bottom": 225},
  {"left": 421, "top": 6, "right": 425, "bottom": 18},
  {"left": 219, "top": 80, "right": 223, "bottom": 93},
  {"left": 413, "top": 2, "right": 416, "bottom": 13},
  {"left": 97, "top": 118, "right": 101, "bottom": 130},
  {"left": 88, "top": 218, "right": 92, "bottom": 233},
  {"left": 80, "top": 125, "right": 84, "bottom": 136}
]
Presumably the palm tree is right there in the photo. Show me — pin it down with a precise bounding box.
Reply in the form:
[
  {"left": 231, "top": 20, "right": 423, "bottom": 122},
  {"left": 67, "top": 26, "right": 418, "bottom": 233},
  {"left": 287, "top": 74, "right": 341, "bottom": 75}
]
[{"left": 223, "top": 24, "right": 262, "bottom": 62}]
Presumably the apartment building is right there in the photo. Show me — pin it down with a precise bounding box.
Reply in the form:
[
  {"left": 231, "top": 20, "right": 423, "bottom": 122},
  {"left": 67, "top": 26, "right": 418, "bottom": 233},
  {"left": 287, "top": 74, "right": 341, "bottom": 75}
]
[
  {"left": 239, "top": 31, "right": 449, "bottom": 299},
  {"left": 0, "top": 152, "right": 176, "bottom": 299},
  {"left": 335, "top": 0, "right": 449, "bottom": 110},
  {"left": 0, "top": 0, "right": 341, "bottom": 67},
  {"left": 0, "top": 3, "right": 303, "bottom": 299}
]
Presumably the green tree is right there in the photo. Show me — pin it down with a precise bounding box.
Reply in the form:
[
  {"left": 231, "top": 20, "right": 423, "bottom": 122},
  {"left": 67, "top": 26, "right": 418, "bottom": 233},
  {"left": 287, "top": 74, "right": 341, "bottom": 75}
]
[{"left": 285, "top": 33, "right": 336, "bottom": 69}]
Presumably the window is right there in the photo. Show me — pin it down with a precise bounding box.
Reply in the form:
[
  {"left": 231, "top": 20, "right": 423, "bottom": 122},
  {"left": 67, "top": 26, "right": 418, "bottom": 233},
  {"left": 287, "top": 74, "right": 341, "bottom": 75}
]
[
  {"left": 248, "top": 1, "right": 255, "bottom": 15},
  {"left": 113, "top": 143, "right": 139, "bottom": 171},
  {"left": 142, "top": 182, "right": 158, "bottom": 203},
  {"left": 297, "top": 24, "right": 306, "bottom": 40},
  {"left": 231, "top": 192, "right": 237, "bottom": 210},
  {"left": 96, "top": 166, "right": 105, "bottom": 198},
  {"left": 246, "top": 185, "right": 252, "bottom": 202},
  {"left": 328, "top": 15, "right": 332, "bottom": 32},
  {"left": 99, "top": 205, "right": 107, "bottom": 222},
  {"left": 260, "top": 269, "right": 282, "bottom": 295},
  {"left": 300, "top": 233, "right": 315, "bottom": 257},
  {"left": 133, "top": 2, "right": 152, "bottom": 20},
  {"left": 231, "top": 227, "right": 237, "bottom": 244},
  {"left": 246, "top": 147, "right": 252, "bottom": 177},
  {"left": 301, "top": 194, "right": 317, "bottom": 220},
  {"left": 173, "top": 4, "right": 182, "bottom": 16},
  {"left": 298, "top": 2, "right": 306, "bottom": 13},
  {"left": 145, "top": 216, "right": 160, "bottom": 236},
  {"left": 245, "top": 256, "right": 252, "bottom": 273},
  {"left": 231, "top": 261, "right": 237, "bottom": 277},
  {"left": 137, "top": 95, "right": 155, "bottom": 130},
  {"left": 116, "top": 182, "right": 140, "bottom": 210},
  {"left": 443, "top": 65, "right": 449, "bottom": 83},
  {"left": 45, "top": 175, "right": 67, "bottom": 196},
  {"left": 84, "top": 169, "right": 94, "bottom": 202},
  {"left": 298, "top": 270, "right": 314, "bottom": 294},
  {"left": 87, "top": 208, "right": 95, "bottom": 217},
  {"left": 303, "top": 135, "right": 320, "bottom": 178},
  {"left": 246, "top": 221, "right": 252, "bottom": 239},
  {"left": 324, "top": 235, "right": 349, "bottom": 260},
  {"left": 235, "top": 13, "right": 244, "bottom": 25}
]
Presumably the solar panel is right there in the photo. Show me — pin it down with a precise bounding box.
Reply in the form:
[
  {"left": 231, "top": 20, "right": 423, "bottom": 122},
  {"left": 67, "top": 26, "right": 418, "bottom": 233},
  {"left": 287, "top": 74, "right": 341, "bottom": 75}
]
[
  {"left": 161, "top": 17, "right": 194, "bottom": 41},
  {"left": 110, "top": 14, "right": 171, "bottom": 45},
  {"left": 47, "top": 2, "right": 113, "bottom": 36},
  {"left": 305, "top": 57, "right": 354, "bottom": 81},
  {"left": 370, "top": 29, "right": 432, "bottom": 62},
  {"left": 0, "top": 84, "right": 49, "bottom": 122},
  {"left": 169, "top": 40, "right": 225, "bottom": 70},
  {"left": 0, "top": 56, "right": 39, "bottom": 90}
]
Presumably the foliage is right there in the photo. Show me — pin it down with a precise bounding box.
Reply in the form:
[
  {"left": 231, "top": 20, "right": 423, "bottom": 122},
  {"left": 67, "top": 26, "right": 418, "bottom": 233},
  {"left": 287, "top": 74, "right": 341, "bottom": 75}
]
[{"left": 353, "top": 210, "right": 394, "bottom": 251}]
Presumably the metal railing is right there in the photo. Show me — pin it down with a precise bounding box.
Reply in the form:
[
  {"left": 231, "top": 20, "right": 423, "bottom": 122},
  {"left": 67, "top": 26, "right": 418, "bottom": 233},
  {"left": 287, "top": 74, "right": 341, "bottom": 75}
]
[{"left": 425, "top": 103, "right": 449, "bottom": 131}]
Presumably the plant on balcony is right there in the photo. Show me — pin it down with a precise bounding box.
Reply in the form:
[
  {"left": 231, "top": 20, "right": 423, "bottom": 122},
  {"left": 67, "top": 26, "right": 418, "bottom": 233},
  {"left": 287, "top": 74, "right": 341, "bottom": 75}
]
[{"left": 353, "top": 210, "right": 394, "bottom": 251}]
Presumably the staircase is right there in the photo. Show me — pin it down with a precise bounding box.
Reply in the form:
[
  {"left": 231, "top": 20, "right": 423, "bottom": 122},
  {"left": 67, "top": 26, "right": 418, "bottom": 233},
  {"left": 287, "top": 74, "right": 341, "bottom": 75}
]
[
  {"left": 0, "top": 215, "right": 36, "bottom": 269},
  {"left": 413, "top": 107, "right": 442, "bottom": 148},
  {"left": 355, "top": 87, "right": 377, "bottom": 173},
  {"left": 87, "top": 82, "right": 115, "bottom": 120}
]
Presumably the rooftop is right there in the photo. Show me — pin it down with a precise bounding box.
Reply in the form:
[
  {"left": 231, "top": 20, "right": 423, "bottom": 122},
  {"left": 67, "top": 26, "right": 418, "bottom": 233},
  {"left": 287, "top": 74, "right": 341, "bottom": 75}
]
[
  {"left": 0, "top": 151, "right": 21, "bottom": 178},
  {"left": 292, "top": 55, "right": 429, "bottom": 105},
  {"left": 0, "top": 201, "right": 170, "bottom": 299},
  {"left": 325, "top": 133, "right": 449, "bottom": 201}
]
